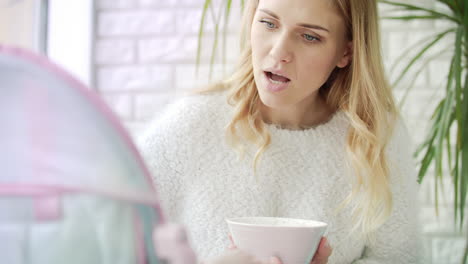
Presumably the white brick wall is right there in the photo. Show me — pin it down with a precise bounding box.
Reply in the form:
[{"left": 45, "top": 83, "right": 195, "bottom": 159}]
[
  {"left": 94, "top": 0, "right": 464, "bottom": 262},
  {"left": 95, "top": 0, "right": 241, "bottom": 129}
]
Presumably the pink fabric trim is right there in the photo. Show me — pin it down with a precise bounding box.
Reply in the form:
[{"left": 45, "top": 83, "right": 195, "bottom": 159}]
[
  {"left": 0, "top": 183, "right": 159, "bottom": 207},
  {"left": 34, "top": 195, "right": 62, "bottom": 221},
  {"left": 0, "top": 45, "right": 165, "bottom": 223},
  {"left": 133, "top": 208, "right": 147, "bottom": 264}
]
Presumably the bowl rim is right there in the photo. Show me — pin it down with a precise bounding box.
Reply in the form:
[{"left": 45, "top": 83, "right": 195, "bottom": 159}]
[{"left": 226, "top": 216, "right": 328, "bottom": 228}]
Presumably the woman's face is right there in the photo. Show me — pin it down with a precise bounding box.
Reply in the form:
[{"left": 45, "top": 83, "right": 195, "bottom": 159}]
[{"left": 251, "top": 0, "right": 351, "bottom": 110}]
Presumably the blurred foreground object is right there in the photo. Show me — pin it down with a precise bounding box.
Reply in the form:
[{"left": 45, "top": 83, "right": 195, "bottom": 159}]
[{"left": 0, "top": 46, "right": 196, "bottom": 264}]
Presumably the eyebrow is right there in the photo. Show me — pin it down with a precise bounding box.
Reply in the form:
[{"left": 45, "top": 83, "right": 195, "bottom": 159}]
[{"left": 258, "top": 9, "right": 330, "bottom": 33}]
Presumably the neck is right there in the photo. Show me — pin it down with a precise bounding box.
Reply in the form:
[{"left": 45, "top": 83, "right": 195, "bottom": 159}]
[{"left": 260, "top": 93, "right": 334, "bottom": 130}]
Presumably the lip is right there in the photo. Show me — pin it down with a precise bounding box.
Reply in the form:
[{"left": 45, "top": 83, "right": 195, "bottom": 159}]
[
  {"left": 264, "top": 68, "right": 291, "bottom": 80},
  {"left": 262, "top": 70, "right": 291, "bottom": 93}
]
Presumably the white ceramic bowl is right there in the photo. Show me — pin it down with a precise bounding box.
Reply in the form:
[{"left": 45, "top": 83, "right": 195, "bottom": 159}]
[{"left": 226, "top": 217, "right": 327, "bottom": 264}]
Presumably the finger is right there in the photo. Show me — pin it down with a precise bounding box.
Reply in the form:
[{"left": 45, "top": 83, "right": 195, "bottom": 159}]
[
  {"left": 269, "top": 256, "right": 283, "bottom": 264},
  {"left": 311, "top": 237, "right": 332, "bottom": 264},
  {"left": 227, "top": 233, "right": 237, "bottom": 250},
  {"left": 227, "top": 244, "right": 237, "bottom": 250}
]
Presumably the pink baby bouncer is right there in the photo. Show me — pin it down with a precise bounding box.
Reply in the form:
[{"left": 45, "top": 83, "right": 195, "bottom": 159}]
[{"left": 0, "top": 46, "right": 197, "bottom": 264}]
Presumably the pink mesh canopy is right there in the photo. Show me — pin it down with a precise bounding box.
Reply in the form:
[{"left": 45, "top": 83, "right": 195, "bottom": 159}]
[
  {"left": 0, "top": 46, "right": 158, "bottom": 204},
  {"left": 0, "top": 46, "right": 196, "bottom": 264}
]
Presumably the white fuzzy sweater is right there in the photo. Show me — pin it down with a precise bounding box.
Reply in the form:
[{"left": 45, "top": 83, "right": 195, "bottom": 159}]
[{"left": 138, "top": 91, "right": 423, "bottom": 263}]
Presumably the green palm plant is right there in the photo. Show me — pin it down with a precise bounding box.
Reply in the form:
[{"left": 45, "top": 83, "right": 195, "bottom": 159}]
[
  {"left": 197, "top": 0, "right": 468, "bottom": 261},
  {"left": 380, "top": 0, "right": 467, "bottom": 262},
  {"left": 196, "top": 0, "right": 244, "bottom": 78}
]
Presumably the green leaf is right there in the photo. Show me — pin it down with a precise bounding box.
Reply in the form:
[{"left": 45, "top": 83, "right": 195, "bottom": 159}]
[
  {"left": 434, "top": 97, "right": 449, "bottom": 180},
  {"left": 419, "top": 145, "right": 435, "bottom": 183},
  {"left": 196, "top": 0, "right": 213, "bottom": 73},
  {"left": 398, "top": 46, "right": 453, "bottom": 108},
  {"left": 464, "top": 244, "right": 468, "bottom": 264},
  {"left": 417, "top": 108, "right": 441, "bottom": 183},
  {"left": 382, "top": 15, "right": 447, "bottom": 20},
  {"left": 379, "top": 0, "right": 460, "bottom": 23},
  {"left": 436, "top": 0, "right": 457, "bottom": 14},
  {"left": 221, "top": 0, "right": 233, "bottom": 74},
  {"left": 388, "top": 27, "right": 456, "bottom": 77},
  {"left": 434, "top": 56, "right": 457, "bottom": 189},
  {"left": 415, "top": 101, "right": 443, "bottom": 157},
  {"left": 455, "top": 145, "right": 460, "bottom": 224},
  {"left": 209, "top": 22, "right": 220, "bottom": 79},
  {"left": 460, "top": 71, "right": 468, "bottom": 230},
  {"left": 446, "top": 112, "right": 454, "bottom": 179},
  {"left": 226, "top": 0, "right": 233, "bottom": 19},
  {"left": 389, "top": 32, "right": 440, "bottom": 76},
  {"left": 392, "top": 28, "right": 455, "bottom": 88},
  {"left": 457, "top": 0, "right": 467, "bottom": 18},
  {"left": 438, "top": 0, "right": 466, "bottom": 21},
  {"left": 443, "top": 58, "right": 457, "bottom": 185},
  {"left": 208, "top": 1, "right": 227, "bottom": 79},
  {"left": 417, "top": 98, "right": 445, "bottom": 187},
  {"left": 452, "top": 26, "right": 464, "bottom": 226}
]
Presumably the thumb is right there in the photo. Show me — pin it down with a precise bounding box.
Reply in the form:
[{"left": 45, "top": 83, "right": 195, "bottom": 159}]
[
  {"left": 227, "top": 233, "right": 237, "bottom": 250},
  {"left": 311, "top": 237, "right": 332, "bottom": 264},
  {"left": 269, "top": 256, "right": 282, "bottom": 264}
]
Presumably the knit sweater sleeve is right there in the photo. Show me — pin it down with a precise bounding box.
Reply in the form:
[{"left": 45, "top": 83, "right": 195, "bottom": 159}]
[
  {"left": 353, "top": 119, "right": 424, "bottom": 264},
  {"left": 136, "top": 97, "right": 198, "bottom": 221}
]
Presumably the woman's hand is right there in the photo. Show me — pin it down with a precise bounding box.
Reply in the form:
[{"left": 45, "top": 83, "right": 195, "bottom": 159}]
[
  {"left": 204, "top": 234, "right": 282, "bottom": 264},
  {"left": 310, "top": 237, "right": 332, "bottom": 264},
  {"left": 227, "top": 234, "right": 332, "bottom": 264},
  {"left": 204, "top": 250, "right": 282, "bottom": 264},
  {"left": 153, "top": 223, "right": 198, "bottom": 264}
]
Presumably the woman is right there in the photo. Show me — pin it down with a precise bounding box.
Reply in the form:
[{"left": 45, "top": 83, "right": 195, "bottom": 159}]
[{"left": 140, "top": 0, "right": 422, "bottom": 263}]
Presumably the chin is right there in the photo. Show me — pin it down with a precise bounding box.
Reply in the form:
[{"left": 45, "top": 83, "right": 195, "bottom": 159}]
[
  {"left": 253, "top": 70, "right": 293, "bottom": 109},
  {"left": 256, "top": 88, "right": 290, "bottom": 109}
]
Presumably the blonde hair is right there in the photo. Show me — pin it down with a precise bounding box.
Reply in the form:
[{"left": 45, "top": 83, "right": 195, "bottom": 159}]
[{"left": 204, "top": 0, "right": 398, "bottom": 236}]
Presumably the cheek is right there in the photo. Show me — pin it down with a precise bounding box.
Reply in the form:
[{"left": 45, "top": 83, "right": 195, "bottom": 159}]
[
  {"left": 298, "top": 54, "right": 338, "bottom": 83},
  {"left": 250, "top": 25, "right": 269, "bottom": 58},
  {"left": 250, "top": 22, "right": 270, "bottom": 50}
]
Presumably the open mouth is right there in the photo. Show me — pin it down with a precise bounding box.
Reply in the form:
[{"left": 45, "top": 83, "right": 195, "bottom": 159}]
[{"left": 265, "top": 71, "right": 291, "bottom": 84}]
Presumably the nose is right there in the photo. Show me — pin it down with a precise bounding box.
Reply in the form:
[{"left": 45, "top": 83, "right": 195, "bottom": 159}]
[{"left": 269, "top": 32, "right": 293, "bottom": 64}]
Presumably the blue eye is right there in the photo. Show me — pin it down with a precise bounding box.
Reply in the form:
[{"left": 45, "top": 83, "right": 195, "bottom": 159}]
[
  {"left": 259, "top": 20, "right": 276, "bottom": 29},
  {"left": 303, "top": 34, "right": 320, "bottom": 42}
]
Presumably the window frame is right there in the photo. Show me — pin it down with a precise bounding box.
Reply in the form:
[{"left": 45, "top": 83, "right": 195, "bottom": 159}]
[{"left": 46, "top": 0, "right": 94, "bottom": 87}]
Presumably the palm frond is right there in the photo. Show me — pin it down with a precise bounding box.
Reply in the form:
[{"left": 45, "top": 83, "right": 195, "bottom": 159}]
[
  {"left": 453, "top": 26, "right": 464, "bottom": 224},
  {"left": 221, "top": 0, "right": 233, "bottom": 73},
  {"left": 392, "top": 28, "right": 455, "bottom": 88},
  {"left": 383, "top": 4, "right": 468, "bottom": 259},
  {"left": 379, "top": 0, "right": 460, "bottom": 23},
  {"left": 389, "top": 31, "right": 452, "bottom": 76},
  {"left": 436, "top": 0, "right": 456, "bottom": 12},
  {"left": 397, "top": 46, "right": 453, "bottom": 109},
  {"left": 383, "top": 15, "right": 450, "bottom": 20},
  {"left": 196, "top": 0, "right": 213, "bottom": 73}
]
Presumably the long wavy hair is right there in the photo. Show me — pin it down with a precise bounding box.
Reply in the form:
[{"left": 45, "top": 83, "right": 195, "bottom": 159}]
[{"left": 203, "top": 0, "right": 398, "bottom": 236}]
